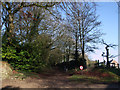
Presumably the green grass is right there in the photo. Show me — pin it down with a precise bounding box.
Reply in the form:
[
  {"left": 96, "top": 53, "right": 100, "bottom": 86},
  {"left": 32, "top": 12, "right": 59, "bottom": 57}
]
[
  {"left": 92, "top": 67, "right": 120, "bottom": 76},
  {"left": 70, "top": 75, "right": 98, "bottom": 81},
  {"left": 13, "top": 70, "right": 40, "bottom": 80},
  {"left": 69, "top": 68, "right": 120, "bottom": 84},
  {"left": 107, "top": 68, "right": 120, "bottom": 76},
  {"left": 69, "top": 75, "right": 100, "bottom": 84},
  {"left": 69, "top": 75, "right": 120, "bottom": 84}
]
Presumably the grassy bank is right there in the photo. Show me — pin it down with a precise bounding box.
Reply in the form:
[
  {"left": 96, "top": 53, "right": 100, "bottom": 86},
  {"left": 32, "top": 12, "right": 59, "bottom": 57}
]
[{"left": 69, "top": 68, "right": 120, "bottom": 84}]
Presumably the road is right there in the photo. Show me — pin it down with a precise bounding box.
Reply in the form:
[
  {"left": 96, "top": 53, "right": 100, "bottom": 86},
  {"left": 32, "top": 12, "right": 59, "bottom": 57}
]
[{"left": 1, "top": 70, "right": 120, "bottom": 89}]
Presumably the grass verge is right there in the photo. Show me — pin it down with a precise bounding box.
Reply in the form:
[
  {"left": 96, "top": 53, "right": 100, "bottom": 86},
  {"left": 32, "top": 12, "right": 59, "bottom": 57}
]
[{"left": 69, "top": 68, "right": 120, "bottom": 84}]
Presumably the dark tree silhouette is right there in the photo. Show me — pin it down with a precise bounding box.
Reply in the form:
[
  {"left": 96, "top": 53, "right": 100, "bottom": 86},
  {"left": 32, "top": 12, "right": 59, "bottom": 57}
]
[{"left": 101, "top": 39, "right": 117, "bottom": 68}]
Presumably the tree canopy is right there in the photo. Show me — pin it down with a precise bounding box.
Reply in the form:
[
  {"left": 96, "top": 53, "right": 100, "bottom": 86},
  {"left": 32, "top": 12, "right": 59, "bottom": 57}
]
[{"left": 1, "top": 2, "right": 103, "bottom": 72}]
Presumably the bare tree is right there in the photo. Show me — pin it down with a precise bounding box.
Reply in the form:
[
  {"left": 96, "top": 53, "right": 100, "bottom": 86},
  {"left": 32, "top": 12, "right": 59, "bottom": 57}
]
[
  {"left": 61, "top": 2, "right": 102, "bottom": 68},
  {"left": 101, "top": 39, "right": 118, "bottom": 68},
  {"left": 1, "top": 2, "right": 57, "bottom": 45}
]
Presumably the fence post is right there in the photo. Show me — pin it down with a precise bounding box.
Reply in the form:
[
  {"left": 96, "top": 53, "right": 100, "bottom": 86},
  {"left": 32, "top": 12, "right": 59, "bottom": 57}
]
[
  {"left": 118, "top": 64, "right": 119, "bottom": 69},
  {"left": 98, "top": 60, "right": 99, "bottom": 67}
]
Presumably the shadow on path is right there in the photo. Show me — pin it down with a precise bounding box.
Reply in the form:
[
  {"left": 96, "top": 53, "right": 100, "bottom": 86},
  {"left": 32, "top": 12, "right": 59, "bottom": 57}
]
[
  {"left": 105, "top": 82, "right": 120, "bottom": 90},
  {"left": 2, "top": 86, "right": 20, "bottom": 90}
]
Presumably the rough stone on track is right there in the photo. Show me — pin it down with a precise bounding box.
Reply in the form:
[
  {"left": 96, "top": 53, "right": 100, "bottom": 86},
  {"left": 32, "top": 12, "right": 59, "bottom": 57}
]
[{"left": 0, "top": 61, "right": 13, "bottom": 80}]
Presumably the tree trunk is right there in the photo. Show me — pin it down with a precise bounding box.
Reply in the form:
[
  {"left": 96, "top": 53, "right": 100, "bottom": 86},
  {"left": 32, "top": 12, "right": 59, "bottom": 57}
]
[
  {"left": 75, "top": 31, "right": 78, "bottom": 61},
  {"left": 82, "top": 40, "right": 85, "bottom": 60},
  {"left": 106, "top": 47, "right": 110, "bottom": 68},
  {"left": 7, "top": 10, "right": 14, "bottom": 45}
]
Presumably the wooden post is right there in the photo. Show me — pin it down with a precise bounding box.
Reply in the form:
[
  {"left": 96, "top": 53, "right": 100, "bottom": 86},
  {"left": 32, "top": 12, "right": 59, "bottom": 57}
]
[
  {"left": 113, "top": 63, "right": 115, "bottom": 68},
  {"left": 118, "top": 64, "right": 119, "bottom": 69},
  {"left": 98, "top": 60, "right": 99, "bottom": 67}
]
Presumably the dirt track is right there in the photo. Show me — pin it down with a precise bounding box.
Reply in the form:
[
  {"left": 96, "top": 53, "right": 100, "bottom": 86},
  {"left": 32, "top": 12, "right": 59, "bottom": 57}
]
[{"left": 1, "top": 70, "right": 120, "bottom": 89}]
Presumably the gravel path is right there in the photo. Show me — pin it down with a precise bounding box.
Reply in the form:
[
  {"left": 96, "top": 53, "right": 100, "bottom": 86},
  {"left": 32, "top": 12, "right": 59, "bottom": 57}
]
[{"left": 1, "top": 71, "right": 120, "bottom": 89}]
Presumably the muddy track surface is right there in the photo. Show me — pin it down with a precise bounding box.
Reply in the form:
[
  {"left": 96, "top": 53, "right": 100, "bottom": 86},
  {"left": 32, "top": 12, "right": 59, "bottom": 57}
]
[{"left": 1, "top": 70, "right": 120, "bottom": 89}]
